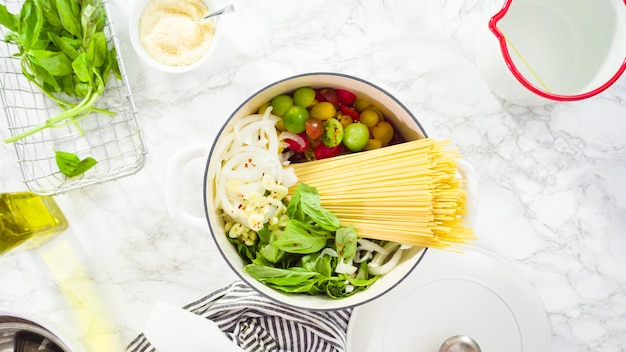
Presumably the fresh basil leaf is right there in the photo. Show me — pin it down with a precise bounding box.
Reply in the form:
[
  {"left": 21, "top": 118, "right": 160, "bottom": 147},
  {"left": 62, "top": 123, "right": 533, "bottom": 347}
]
[
  {"left": 18, "top": 0, "right": 43, "bottom": 51},
  {"left": 74, "top": 81, "right": 89, "bottom": 97},
  {"left": 273, "top": 219, "right": 331, "bottom": 254},
  {"left": 335, "top": 225, "right": 357, "bottom": 261},
  {"left": 301, "top": 252, "right": 333, "bottom": 277},
  {"left": 24, "top": 56, "right": 61, "bottom": 91},
  {"left": 38, "top": 0, "right": 62, "bottom": 28},
  {"left": 287, "top": 183, "right": 341, "bottom": 231},
  {"left": 71, "top": 52, "right": 91, "bottom": 83},
  {"left": 258, "top": 243, "right": 284, "bottom": 263},
  {"left": 54, "top": 0, "right": 80, "bottom": 38},
  {"left": 87, "top": 31, "right": 106, "bottom": 67},
  {"left": 0, "top": 4, "right": 18, "bottom": 32},
  {"left": 243, "top": 264, "right": 325, "bottom": 294},
  {"left": 55, "top": 150, "right": 97, "bottom": 177},
  {"left": 60, "top": 74, "right": 74, "bottom": 95},
  {"left": 48, "top": 32, "right": 79, "bottom": 60},
  {"left": 80, "top": 1, "right": 104, "bottom": 45},
  {"left": 27, "top": 49, "right": 73, "bottom": 76}
]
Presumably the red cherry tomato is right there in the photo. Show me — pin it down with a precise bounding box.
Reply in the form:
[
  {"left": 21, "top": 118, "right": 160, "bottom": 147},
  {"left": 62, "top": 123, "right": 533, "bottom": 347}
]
[
  {"left": 336, "top": 89, "right": 357, "bottom": 105},
  {"left": 314, "top": 143, "right": 343, "bottom": 160},
  {"left": 285, "top": 132, "right": 310, "bottom": 152},
  {"left": 317, "top": 88, "right": 340, "bottom": 108},
  {"left": 305, "top": 118, "right": 324, "bottom": 140},
  {"left": 340, "top": 105, "right": 360, "bottom": 121}
]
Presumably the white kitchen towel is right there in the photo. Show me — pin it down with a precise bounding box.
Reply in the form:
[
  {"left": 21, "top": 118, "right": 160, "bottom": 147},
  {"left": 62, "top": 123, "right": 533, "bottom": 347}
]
[{"left": 127, "top": 281, "right": 352, "bottom": 352}]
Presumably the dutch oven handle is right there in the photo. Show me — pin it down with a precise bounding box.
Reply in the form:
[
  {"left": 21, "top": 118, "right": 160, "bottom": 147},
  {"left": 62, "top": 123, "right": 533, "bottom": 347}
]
[{"left": 165, "top": 145, "right": 212, "bottom": 230}]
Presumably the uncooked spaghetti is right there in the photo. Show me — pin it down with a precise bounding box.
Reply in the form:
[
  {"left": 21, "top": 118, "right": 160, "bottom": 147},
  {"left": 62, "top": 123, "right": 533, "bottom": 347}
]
[{"left": 289, "top": 138, "right": 475, "bottom": 249}]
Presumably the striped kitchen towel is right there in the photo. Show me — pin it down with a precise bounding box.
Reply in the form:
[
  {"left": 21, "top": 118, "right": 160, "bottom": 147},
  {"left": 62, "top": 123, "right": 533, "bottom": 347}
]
[{"left": 127, "top": 281, "right": 352, "bottom": 352}]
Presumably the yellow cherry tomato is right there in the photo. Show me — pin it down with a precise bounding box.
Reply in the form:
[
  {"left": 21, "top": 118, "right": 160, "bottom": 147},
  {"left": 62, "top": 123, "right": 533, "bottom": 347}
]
[
  {"left": 372, "top": 121, "right": 394, "bottom": 146},
  {"left": 337, "top": 114, "right": 353, "bottom": 128},
  {"left": 364, "top": 139, "right": 383, "bottom": 150},
  {"left": 353, "top": 98, "right": 371, "bottom": 112},
  {"left": 360, "top": 109, "right": 380, "bottom": 128},
  {"left": 258, "top": 102, "right": 270, "bottom": 114},
  {"left": 310, "top": 102, "right": 336, "bottom": 120}
]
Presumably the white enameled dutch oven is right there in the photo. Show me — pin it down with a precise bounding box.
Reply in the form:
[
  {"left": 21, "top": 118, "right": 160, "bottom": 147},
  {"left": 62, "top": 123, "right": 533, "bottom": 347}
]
[{"left": 165, "top": 72, "right": 478, "bottom": 311}]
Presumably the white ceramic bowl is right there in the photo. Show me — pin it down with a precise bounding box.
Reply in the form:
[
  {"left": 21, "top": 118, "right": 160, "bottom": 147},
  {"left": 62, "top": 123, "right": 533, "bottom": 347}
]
[
  {"left": 204, "top": 73, "right": 431, "bottom": 310},
  {"left": 128, "top": 0, "right": 221, "bottom": 73}
]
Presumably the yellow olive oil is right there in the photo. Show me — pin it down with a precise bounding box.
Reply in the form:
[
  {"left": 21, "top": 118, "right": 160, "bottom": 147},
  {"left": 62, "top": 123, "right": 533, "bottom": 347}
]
[{"left": 0, "top": 192, "right": 68, "bottom": 255}]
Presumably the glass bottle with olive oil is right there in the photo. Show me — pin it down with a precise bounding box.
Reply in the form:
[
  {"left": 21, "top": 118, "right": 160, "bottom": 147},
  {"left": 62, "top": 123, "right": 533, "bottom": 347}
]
[{"left": 0, "top": 192, "right": 68, "bottom": 256}]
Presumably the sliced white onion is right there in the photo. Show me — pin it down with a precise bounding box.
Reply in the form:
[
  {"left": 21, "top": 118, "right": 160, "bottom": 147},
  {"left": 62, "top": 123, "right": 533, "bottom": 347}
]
[
  {"left": 353, "top": 250, "right": 372, "bottom": 263},
  {"left": 356, "top": 238, "right": 388, "bottom": 254},
  {"left": 321, "top": 248, "right": 338, "bottom": 257},
  {"left": 214, "top": 111, "right": 298, "bottom": 230},
  {"left": 336, "top": 258, "right": 358, "bottom": 274},
  {"left": 368, "top": 244, "right": 404, "bottom": 276}
]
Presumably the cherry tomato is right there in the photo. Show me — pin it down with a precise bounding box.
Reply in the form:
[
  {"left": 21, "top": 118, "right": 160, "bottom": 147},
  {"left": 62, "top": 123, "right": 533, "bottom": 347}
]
[
  {"left": 293, "top": 87, "right": 317, "bottom": 108},
  {"left": 353, "top": 98, "right": 371, "bottom": 112},
  {"left": 337, "top": 114, "right": 353, "bottom": 128},
  {"left": 322, "top": 118, "right": 344, "bottom": 147},
  {"left": 343, "top": 122, "right": 369, "bottom": 152},
  {"left": 283, "top": 105, "right": 309, "bottom": 133},
  {"left": 364, "top": 139, "right": 383, "bottom": 150},
  {"left": 314, "top": 143, "right": 343, "bottom": 160},
  {"left": 258, "top": 102, "right": 270, "bottom": 114},
  {"left": 336, "top": 89, "right": 357, "bottom": 105},
  {"left": 317, "top": 88, "right": 339, "bottom": 107},
  {"left": 271, "top": 94, "right": 293, "bottom": 117},
  {"left": 310, "top": 102, "right": 336, "bottom": 120},
  {"left": 305, "top": 118, "right": 323, "bottom": 140},
  {"left": 340, "top": 105, "right": 360, "bottom": 121},
  {"left": 285, "top": 132, "right": 310, "bottom": 152},
  {"left": 360, "top": 109, "right": 379, "bottom": 128},
  {"left": 372, "top": 121, "right": 394, "bottom": 146}
]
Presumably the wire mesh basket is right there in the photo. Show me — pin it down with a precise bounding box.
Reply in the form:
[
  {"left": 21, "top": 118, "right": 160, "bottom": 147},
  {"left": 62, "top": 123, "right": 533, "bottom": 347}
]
[{"left": 0, "top": 0, "right": 147, "bottom": 195}]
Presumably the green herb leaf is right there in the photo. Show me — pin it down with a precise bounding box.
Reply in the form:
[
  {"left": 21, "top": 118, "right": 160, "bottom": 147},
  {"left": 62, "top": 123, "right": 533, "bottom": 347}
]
[
  {"left": 273, "top": 219, "right": 332, "bottom": 254},
  {"left": 38, "top": 0, "right": 62, "bottom": 28},
  {"left": 87, "top": 31, "right": 106, "bottom": 68},
  {"left": 301, "top": 252, "right": 333, "bottom": 277},
  {"left": 287, "top": 183, "right": 341, "bottom": 231},
  {"left": 27, "top": 49, "right": 73, "bottom": 76},
  {"left": 71, "top": 52, "right": 91, "bottom": 83},
  {"left": 55, "top": 0, "right": 80, "bottom": 38},
  {"left": 335, "top": 225, "right": 358, "bottom": 261},
  {"left": 55, "top": 150, "right": 97, "bottom": 177},
  {"left": 48, "top": 32, "right": 80, "bottom": 60},
  {"left": 0, "top": 4, "right": 19, "bottom": 32},
  {"left": 18, "top": 0, "right": 43, "bottom": 51}
]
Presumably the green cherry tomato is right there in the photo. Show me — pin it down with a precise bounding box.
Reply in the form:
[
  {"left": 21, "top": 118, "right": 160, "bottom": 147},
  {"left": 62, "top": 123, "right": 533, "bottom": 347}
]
[
  {"left": 283, "top": 105, "right": 309, "bottom": 133},
  {"left": 343, "top": 122, "right": 369, "bottom": 151},
  {"left": 293, "top": 87, "right": 317, "bottom": 108},
  {"left": 271, "top": 94, "right": 294, "bottom": 117},
  {"left": 322, "top": 118, "right": 344, "bottom": 147}
]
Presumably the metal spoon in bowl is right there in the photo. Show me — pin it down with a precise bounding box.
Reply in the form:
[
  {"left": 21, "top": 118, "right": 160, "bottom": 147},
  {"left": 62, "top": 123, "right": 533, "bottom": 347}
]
[
  {"left": 199, "top": 4, "right": 235, "bottom": 21},
  {"left": 438, "top": 335, "right": 481, "bottom": 352}
]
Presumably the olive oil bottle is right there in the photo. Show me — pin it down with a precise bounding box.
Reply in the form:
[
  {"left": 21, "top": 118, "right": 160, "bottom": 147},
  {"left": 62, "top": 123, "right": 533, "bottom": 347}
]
[{"left": 0, "top": 192, "right": 68, "bottom": 255}]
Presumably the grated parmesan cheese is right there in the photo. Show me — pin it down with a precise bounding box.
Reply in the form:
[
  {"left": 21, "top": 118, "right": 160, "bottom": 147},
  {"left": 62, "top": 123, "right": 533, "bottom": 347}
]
[{"left": 138, "top": 0, "right": 215, "bottom": 66}]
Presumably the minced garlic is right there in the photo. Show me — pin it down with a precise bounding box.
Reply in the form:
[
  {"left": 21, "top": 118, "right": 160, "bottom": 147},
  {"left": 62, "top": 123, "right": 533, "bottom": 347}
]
[{"left": 138, "top": 0, "right": 215, "bottom": 66}]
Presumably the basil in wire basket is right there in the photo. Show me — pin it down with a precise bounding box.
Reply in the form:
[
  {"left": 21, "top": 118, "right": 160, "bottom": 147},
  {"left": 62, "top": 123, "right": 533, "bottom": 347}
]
[{"left": 0, "top": 0, "right": 121, "bottom": 146}]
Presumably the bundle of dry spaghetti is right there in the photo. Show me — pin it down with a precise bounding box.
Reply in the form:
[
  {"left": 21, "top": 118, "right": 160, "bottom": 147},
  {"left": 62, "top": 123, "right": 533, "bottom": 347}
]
[{"left": 288, "top": 138, "right": 475, "bottom": 249}]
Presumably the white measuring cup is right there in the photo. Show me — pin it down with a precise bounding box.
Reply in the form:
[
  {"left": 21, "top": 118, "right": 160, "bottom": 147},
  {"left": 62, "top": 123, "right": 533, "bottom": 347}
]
[{"left": 475, "top": 0, "right": 626, "bottom": 106}]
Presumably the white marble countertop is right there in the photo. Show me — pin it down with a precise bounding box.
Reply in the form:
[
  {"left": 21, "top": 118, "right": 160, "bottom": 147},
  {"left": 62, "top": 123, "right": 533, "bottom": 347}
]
[{"left": 1, "top": 0, "right": 625, "bottom": 351}]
